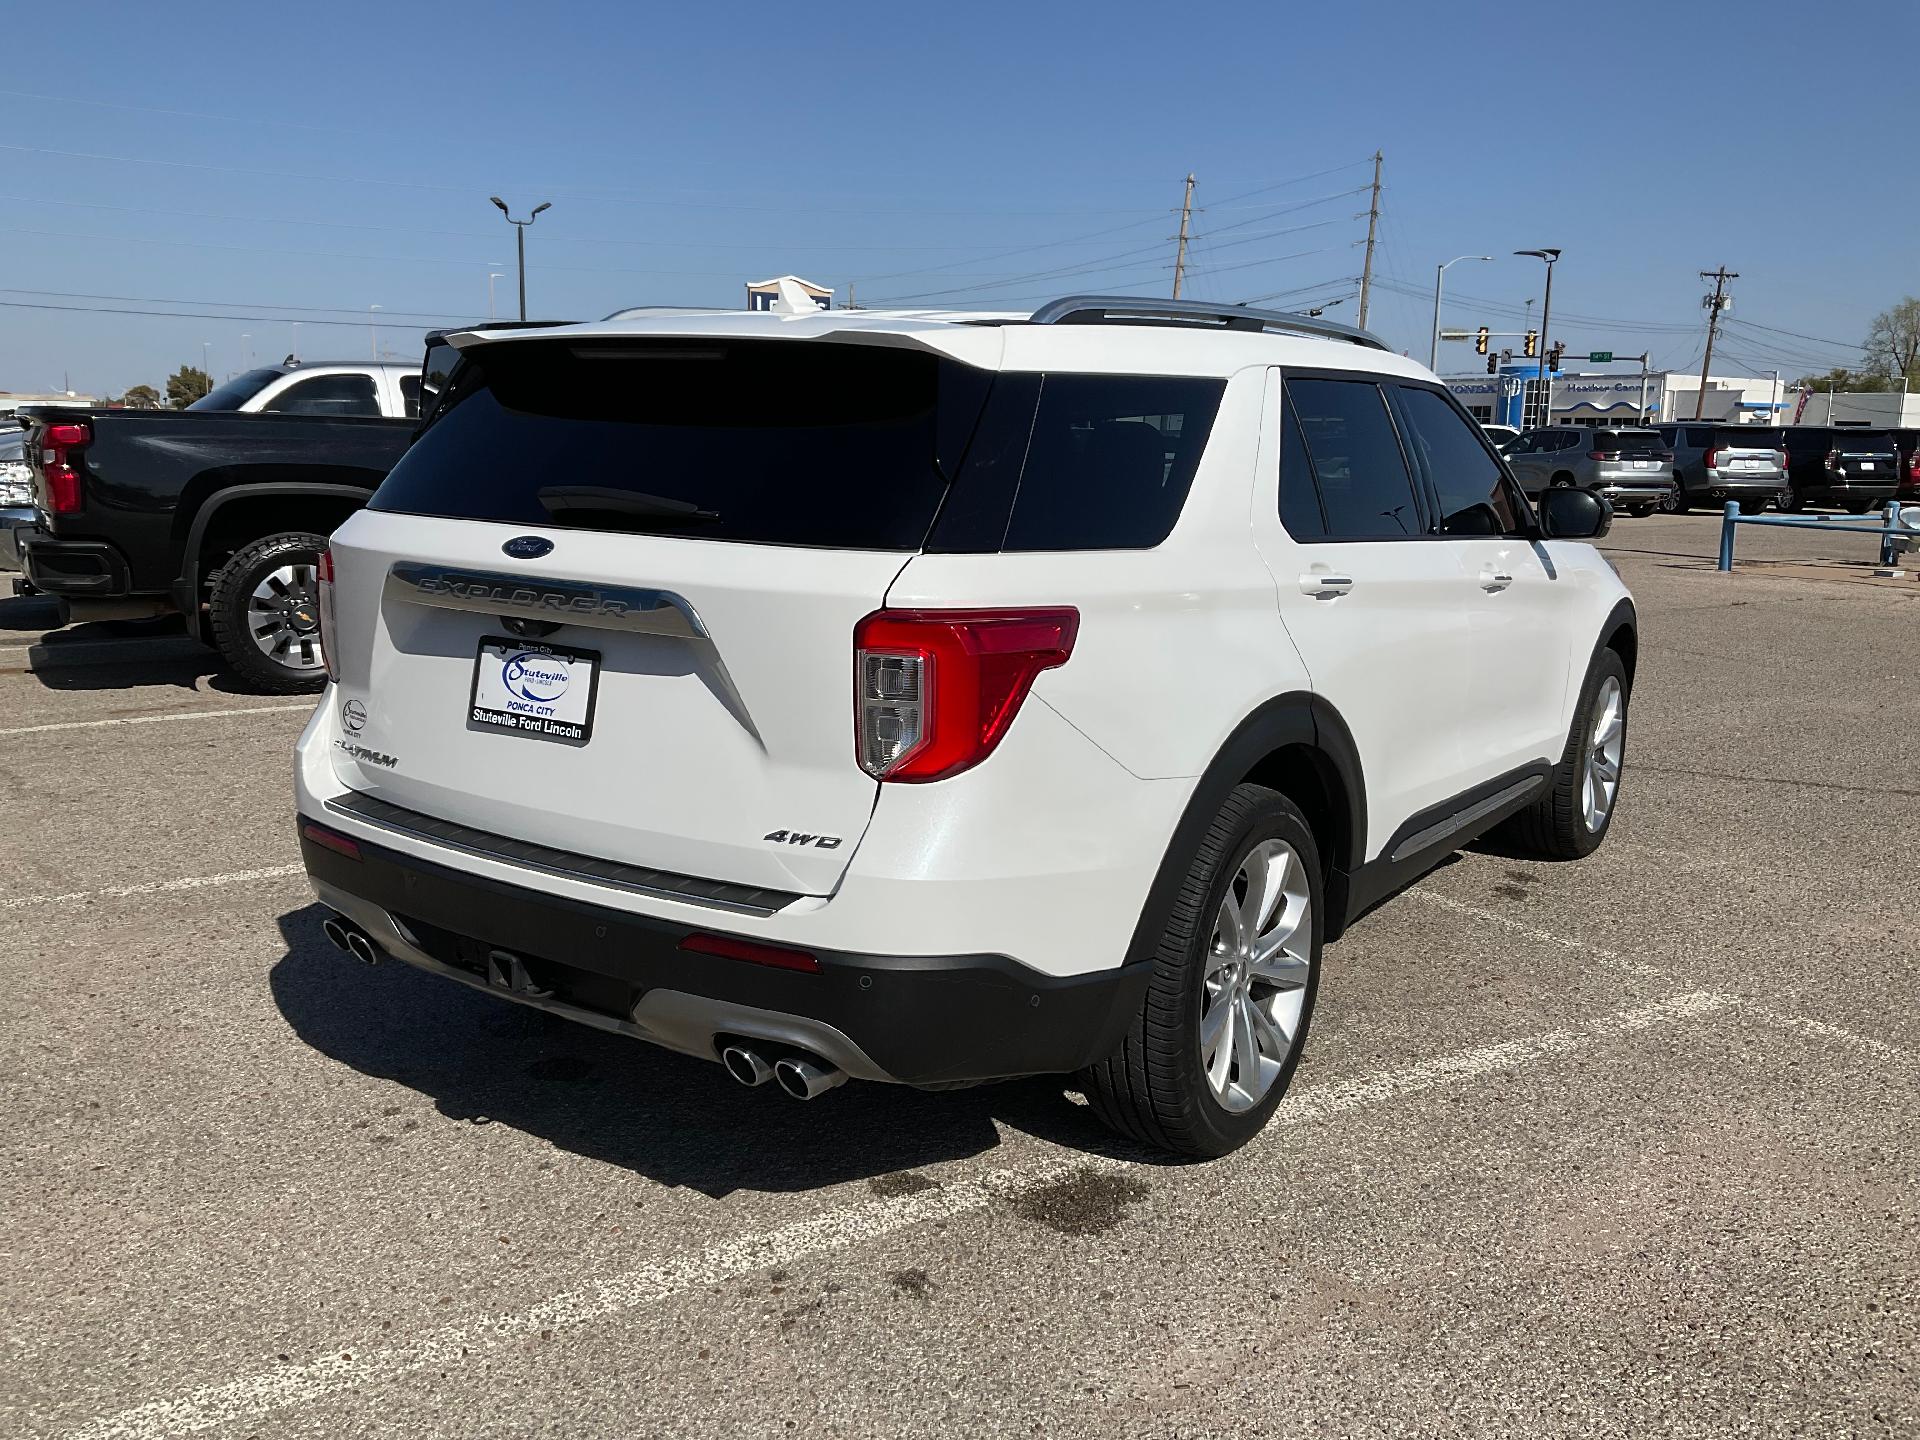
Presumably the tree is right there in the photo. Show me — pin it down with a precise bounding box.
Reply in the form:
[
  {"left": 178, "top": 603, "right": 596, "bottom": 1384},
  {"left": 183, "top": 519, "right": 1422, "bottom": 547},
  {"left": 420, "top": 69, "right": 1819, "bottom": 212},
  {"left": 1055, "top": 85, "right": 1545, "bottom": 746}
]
[
  {"left": 165, "top": 366, "right": 212, "bottom": 408},
  {"left": 1790, "top": 366, "right": 1891, "bottom": 394},
  {"left": 122, "top": 384, "right": 161, "bottom": 409},
  {"left": 1864, "top": 297, "right": 1920, "bottom": 385}
]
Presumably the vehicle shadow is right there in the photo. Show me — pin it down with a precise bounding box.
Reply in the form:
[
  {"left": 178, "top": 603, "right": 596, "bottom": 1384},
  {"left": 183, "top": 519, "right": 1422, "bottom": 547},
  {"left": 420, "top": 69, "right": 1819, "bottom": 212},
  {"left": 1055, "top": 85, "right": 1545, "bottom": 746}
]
[{"left": 269, "top": 903, "right": 1136, "bottom": 1197}]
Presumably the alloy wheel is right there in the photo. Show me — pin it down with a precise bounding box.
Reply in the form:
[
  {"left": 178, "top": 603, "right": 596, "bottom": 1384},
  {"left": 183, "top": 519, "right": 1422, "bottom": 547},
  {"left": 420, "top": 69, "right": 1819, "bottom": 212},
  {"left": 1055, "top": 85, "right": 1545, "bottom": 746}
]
[
  {"left": 1200, "top": 838, "right": 1311, "bottom": 1112},
  {"left": 1582, "top": 674, "right": 1624, "bottom": 831},
  {"left": 248, "top": 561, "right": 324, "bottom": 671}
]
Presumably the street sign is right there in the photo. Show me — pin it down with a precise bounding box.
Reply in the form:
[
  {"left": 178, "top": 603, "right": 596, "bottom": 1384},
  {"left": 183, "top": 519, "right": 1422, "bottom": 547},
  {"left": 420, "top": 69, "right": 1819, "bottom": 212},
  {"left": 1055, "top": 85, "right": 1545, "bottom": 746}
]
[
  {"left": 1588, "top": 351, "right": 1613, "bottom": 363},
  {"left": 1439, "top": 329, "right": 1472, "bottom": 341}
]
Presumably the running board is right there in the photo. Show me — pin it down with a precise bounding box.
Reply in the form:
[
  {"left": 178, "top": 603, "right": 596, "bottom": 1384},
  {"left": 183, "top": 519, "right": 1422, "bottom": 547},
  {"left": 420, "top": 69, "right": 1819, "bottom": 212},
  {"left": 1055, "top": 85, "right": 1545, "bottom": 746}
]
[{"left": 1388, "top": 774, "right": 1547, "bottom": 863}]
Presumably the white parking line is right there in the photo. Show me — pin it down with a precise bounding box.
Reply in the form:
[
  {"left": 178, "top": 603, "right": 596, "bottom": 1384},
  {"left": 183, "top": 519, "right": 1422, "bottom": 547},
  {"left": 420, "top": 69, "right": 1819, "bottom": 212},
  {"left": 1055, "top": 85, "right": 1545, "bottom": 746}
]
[
  {"left": 1407, "top": 887, "right": 1663, "bottom": 976},
  {"left": 0, "top": 865, "right": 305, "bottom": 912},
  {"left": 62, "top": 988, "right": 1735, "bottom": 1440},
  {"left": 0, "top": 703, "right": 313, "bottom": 738}
]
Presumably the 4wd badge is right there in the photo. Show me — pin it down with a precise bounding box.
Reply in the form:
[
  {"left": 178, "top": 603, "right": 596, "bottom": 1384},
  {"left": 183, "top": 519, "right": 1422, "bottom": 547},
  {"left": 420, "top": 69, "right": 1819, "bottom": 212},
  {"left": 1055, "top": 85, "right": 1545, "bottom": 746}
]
[{"left": 764, "top": 829, "right": 843, "bottom": 850}]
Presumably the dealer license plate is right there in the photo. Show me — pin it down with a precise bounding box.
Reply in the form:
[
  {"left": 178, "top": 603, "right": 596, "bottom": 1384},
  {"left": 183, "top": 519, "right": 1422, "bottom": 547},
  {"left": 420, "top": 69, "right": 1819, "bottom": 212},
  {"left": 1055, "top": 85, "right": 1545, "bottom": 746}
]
[{"left": 468, "top": 636, "right": 600, "bottom": 746}]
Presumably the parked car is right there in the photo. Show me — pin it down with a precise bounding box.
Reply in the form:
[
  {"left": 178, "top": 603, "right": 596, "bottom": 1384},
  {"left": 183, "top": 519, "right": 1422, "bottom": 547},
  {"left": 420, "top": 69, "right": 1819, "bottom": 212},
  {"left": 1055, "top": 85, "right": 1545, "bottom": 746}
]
[
  {"left": 191, "top": 360, "right": 425, "bottom": 420},
  {"left": 1504, "top": 426, "right": 1676, "bottom": 515},
  {"left": 1654, "top": 423, "right": 1789, "bottom": 514},
  {"left": 1480, "top": 422, "right": 1520, "bottom": 450},
  {"left": 12, "top": 330, "right": 567, "bottom": 690},
  {"left": 0, "top": 427, "right": 30, "bottom": 571},
  {"left": 296, "top": 294, "right": 1635, "bottom": 1159},
  {"left": 1781, "top": 427, "right": 1901, "bottom": 512},
  {"left": 1891, "top": 428, "right": 1920, "bottom": 500}
]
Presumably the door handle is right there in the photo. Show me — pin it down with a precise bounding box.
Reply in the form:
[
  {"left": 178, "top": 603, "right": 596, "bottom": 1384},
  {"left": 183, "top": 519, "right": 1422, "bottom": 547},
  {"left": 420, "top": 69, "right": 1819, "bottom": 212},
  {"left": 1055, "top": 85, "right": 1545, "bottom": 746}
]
[
  {"left": 1479, "top": 568, "right": 1514, "bottom": 592},
  {"left": 1299, "top": 574, "right": 1355, "bottom": 598}
]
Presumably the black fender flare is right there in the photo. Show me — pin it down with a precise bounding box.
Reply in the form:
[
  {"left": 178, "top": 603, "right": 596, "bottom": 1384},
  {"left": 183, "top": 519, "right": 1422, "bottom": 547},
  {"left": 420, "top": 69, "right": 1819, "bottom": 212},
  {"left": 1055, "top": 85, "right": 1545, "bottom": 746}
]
[
  {"left": 1592, "top": 596, "right": 1638, "bottom": 690},
  {"left": 172, "top": 481, "right": 373, "bottom": 629},
  {"left": 1121, "top": 692, "right": 1368, "bottom": 977}
]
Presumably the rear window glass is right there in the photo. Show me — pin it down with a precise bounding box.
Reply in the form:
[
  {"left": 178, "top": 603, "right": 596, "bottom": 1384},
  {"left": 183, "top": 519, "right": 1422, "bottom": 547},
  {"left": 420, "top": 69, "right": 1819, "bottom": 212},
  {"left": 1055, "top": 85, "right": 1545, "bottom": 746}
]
[
  {"left": 188, "top": 368, "right": 283, "bottom": 411},
  {"left": 1715, "top": 428, "right": 1783, "bottom": 448},
  {"left": 1593, "top": 431, "right": 1664, "bottom": 452},
  {"left": 374, "top": 340, "right": 987, "bottom": 551},
  {"left": 1833, "top": 431, "right": 1894, "bottom": 452}
]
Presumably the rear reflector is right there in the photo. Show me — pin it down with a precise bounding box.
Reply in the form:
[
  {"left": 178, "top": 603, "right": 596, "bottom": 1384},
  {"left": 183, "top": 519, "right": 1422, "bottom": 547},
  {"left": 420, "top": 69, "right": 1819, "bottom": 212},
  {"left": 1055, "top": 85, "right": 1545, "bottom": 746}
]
[
  {"left": 316, "top": 548, "right": 339, "bottom": 683},
  {"left": 854, "top": 608, "right": 1079, "bottom": 782},
  {"left": 301, "top": 821, "right": 361, "bottom": 860},
  {"left": 679, "top": 932, "right": 820, "bottom": 973}
]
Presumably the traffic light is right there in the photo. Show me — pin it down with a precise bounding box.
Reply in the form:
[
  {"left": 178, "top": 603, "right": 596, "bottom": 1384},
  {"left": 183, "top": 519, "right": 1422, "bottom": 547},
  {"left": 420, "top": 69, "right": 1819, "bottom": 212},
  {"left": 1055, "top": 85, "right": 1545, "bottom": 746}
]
[
  {"left": 1548, "top": 342, "right": 1566, "bottom": 369},
  {"left": 1523, "top": 330, "right": 1538, "bottom": 357},
  {"left": 1486, "top": 353, "right": 1497, "bottom": 375},
  {"left": 1475, "top": 326, "right": 1490, "bottom": 355}
]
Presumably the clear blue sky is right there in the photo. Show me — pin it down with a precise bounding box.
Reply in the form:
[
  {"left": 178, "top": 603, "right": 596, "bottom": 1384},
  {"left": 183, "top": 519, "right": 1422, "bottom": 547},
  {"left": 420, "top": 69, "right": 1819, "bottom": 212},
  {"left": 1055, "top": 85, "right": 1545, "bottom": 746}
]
[{"left": 3, "top": 0, "right": 1912, "bottom": 395}]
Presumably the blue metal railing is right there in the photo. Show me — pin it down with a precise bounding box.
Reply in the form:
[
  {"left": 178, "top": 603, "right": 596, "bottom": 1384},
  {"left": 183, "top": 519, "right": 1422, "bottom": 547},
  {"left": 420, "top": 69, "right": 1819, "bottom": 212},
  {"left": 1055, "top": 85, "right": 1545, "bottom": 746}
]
[{"left": 1717, "top": 499, "right": 1918, "bottom": 572}]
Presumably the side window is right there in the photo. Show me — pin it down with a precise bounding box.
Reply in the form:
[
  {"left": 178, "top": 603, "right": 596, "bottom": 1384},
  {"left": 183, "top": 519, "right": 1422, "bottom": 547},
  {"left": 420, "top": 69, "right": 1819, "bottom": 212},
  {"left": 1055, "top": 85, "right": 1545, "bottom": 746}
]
[
  {"left": 1000, "top": 374, "right": 1225, "bottom": 551},
  {"left": 1277, "top": 392, "right": 1326, "bottom": 539},
  {"left": 1285, "top": 378, "right": 1421, "bottom": 539},
  {"left": 262, "top": 373, "right": 381, "bottom": 417},
  {"left": 399, "top": 374, "right": 422, "bottom": 420},
  {"left": 1391, "top": 386, "right": 1522, "bottom": 536}
]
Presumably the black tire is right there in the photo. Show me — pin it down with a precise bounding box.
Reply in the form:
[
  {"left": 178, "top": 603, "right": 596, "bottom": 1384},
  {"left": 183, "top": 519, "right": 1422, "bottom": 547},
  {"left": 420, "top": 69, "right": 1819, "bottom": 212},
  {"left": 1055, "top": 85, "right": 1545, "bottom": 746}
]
[
  {"left": 1737, "top": 498, "right": 1767, "bottom": 516},
  {"left": 1494, "top": 648, "right": 1629, "bottom": 861},
  {"left": 1625, "top": 504, "right": 1654, "bottom": 518},
  {"left": 207, "top": 530, "right": 330, "bottom": 694},
  {"left": 1550, "top": 472, "right": 1576, "bottom": 489},
  {"left": 1080, "top": 784, "right": 1323, "bottom": 1159},
  {"left": 1777, "top": 485, "right": 1805, "bottom": 513},
  {"left": 1664, "top": 483, "right": 1689, "bottom": 514}
]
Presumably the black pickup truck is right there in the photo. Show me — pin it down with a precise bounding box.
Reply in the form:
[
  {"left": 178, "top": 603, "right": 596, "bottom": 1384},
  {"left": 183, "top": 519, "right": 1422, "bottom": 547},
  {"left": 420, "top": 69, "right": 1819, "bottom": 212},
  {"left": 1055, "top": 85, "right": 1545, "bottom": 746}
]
[
  {"left": 15, "top": 405, "right": 414, "bottom": 690},
  {"left": 10, "top": 329, "right": 543, "bottom": 691}
]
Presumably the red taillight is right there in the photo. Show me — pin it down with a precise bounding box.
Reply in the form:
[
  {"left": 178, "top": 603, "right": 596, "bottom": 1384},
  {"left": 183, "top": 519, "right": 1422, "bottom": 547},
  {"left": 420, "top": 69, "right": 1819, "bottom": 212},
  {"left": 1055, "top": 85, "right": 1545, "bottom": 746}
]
[
  {"left": 679, "top": 932, "right": 819, "bottom": 973},
  {"left": 301, "top": 821, "right": 361, "bottom": 860},
  {"left": 316, "top": 547, "right": 339, "bottom": 684},
  {"left": 38, "top": 420, "right": 91, "bottom": 514},
  {"left": 854, "top": 608, "right": 1079, "bottom": 783},
  {"left": 1703, "top": 447, "right": 1719, "bottom": 470},
  {"left": 1588, "top": 450, "right": 1611, "bottom": 461}
]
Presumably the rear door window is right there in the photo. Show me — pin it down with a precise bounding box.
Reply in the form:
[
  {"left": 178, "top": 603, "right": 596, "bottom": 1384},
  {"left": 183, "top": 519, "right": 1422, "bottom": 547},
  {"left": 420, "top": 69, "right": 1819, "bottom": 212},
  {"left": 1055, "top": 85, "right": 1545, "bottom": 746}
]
[
  {"left": 263, "top": 373, "right": 382, "bottom": 417},
  {"left": 1285, "top": 377, "right": 1422, "bottom": 538},
  {"left": 1390, "top": 385, "right": 1524, "bottom": 536}
]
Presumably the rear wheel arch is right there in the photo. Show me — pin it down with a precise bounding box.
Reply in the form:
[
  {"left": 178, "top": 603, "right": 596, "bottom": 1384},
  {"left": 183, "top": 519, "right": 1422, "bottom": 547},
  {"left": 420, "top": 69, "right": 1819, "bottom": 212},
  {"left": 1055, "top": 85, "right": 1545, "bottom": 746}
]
[
  {"left": 174, "top": 479, "right": 373, "bottom": 633},
  {"left": 1125, "top": 694, "right": 1367, "bottom": 971}
]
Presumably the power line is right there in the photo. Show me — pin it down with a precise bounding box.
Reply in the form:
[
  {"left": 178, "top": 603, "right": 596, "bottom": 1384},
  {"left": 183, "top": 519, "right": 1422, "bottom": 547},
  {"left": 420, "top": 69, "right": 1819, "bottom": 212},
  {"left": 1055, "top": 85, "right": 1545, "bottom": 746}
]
[
  {"left": 0, "top": 287, "right": 472, "bottom": 321},
  {"left": 0, "top": 298, "right": 438, "bottom": 329},
  {"left": 1204, "top": 160, "right": 1375, "bottom": 210}
]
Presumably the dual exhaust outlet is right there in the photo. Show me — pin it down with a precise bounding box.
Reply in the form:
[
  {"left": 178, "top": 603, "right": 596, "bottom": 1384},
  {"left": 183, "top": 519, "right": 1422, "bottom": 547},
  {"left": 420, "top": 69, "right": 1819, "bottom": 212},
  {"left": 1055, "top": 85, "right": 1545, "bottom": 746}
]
[
  {"left": 721, "top": 1043, "right": 846, "bottom": 1101},
  {"left": 321, "top": 914, "right": 381, "bottom": 965}
]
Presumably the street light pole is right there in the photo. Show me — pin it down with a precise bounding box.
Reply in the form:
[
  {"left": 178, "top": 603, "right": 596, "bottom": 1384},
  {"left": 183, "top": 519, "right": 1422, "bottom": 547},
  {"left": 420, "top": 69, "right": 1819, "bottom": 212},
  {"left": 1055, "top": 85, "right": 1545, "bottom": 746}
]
[
  {"left": 490, "top": 198, "right": 551, "bottom": 321},
  {"left": 1515, "top": 249, "right": 1561, "bottom": 427},
  {"left": 1430, "top": 254, "right": 1492, "bottom": 369},
  {"left": 368, "top": 304, "right": 382, "bottom": 359}
]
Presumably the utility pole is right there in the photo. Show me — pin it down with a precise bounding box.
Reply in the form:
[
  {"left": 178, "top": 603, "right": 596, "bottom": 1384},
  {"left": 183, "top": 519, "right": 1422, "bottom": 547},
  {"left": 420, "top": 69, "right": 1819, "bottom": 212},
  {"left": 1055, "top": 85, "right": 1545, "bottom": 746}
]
[
  {"left": 1694, "top": 265, "right": 1737, "bottom": 419},
  {"left": 1171, "top": 173, "right": 1196, "bottom": 299},
  {"left": 1356, "top": 151, "right": 1383, "bottom": 329}
]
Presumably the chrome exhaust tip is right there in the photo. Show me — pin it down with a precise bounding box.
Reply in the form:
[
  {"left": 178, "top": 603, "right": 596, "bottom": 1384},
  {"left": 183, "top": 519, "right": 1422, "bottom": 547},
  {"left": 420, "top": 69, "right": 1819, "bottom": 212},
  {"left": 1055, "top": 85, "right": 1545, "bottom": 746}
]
[
  {"left": 773, "top": 1054, "right": 846, "bottom": 1101},
  {"left": 320, "top": 916, "right": 352, "bottom": 952},
  {"left": 721, "top": 1045, "right": 775, "bottom": 1088},
  {"left": 344, "top": 929, "right": 381, "bottom": 965}
]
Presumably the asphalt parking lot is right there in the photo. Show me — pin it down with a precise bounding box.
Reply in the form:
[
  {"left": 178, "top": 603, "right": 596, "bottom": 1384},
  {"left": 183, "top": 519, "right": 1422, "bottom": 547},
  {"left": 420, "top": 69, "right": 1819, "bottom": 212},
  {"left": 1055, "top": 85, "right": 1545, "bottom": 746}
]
[{"left": 3, "top": 512, "right": 1916, "bottom": 1439}]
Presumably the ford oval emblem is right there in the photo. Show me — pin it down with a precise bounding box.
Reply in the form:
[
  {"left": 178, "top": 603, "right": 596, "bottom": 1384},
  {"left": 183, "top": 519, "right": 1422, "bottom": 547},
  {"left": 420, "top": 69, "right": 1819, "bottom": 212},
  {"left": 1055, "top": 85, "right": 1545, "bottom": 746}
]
[{"left": 502, "top": 535, "right": 554, "bottom": 560}]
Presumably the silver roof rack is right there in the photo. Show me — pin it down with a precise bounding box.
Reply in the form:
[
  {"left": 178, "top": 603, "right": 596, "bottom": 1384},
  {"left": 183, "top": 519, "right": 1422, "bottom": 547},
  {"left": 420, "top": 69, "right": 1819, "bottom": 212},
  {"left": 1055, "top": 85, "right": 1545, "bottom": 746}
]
[{"left": 1029, "top": 294, "right": 1388, "bottom": 351}]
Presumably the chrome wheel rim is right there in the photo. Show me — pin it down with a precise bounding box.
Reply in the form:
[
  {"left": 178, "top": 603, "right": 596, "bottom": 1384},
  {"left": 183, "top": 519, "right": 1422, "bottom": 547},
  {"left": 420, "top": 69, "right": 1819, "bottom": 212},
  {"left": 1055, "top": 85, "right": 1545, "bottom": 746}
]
[
  {"left": 248, "top": 561, "right": 324, "bottom": 670},
  {"left": 1582, "top": 675, "right": 1624, "bottom": 832},
  {"left": 1200, "top": 838, "right": 1311, "bottom": 1112}
]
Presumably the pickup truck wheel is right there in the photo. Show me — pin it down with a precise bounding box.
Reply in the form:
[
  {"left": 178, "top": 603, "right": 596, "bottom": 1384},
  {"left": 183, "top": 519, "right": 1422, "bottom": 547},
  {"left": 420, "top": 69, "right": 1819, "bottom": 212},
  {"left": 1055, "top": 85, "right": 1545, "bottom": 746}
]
[
  {"left": 1493, "top": 648, "right": 1628, "bottom": 861},
  {"left": 1624, "top": 504, "right": 1655, "bottom": 517},
  {"left": 208, "top": 530, "right": 329, "bottom": 694},
  {"left": 1080, "top": 783, "right": 1322, "bottom": 1159}
]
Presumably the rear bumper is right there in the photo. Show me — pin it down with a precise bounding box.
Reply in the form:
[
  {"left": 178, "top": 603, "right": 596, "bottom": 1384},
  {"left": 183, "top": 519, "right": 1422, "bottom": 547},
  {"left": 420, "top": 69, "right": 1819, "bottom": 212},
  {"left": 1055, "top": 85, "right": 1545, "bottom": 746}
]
[
  {"left": 1591, "top": 480, "right": 1675, "bottom": 504},
  {"left": 18, "top": 528, "right": 134, "bottom": 597},
  {"left": 299, "top": 821, "right": 1150, "bottom": 1087}
]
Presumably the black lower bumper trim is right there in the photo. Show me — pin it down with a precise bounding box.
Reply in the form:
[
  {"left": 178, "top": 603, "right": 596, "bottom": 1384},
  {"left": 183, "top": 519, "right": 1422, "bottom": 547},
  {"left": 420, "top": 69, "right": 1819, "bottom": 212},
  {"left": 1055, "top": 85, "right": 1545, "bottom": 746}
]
[
  {"left": 298, "top": 821, "right": 1150, "bottom": 1086},
  {"left": 19, "top": 531, "right": 131, "bottom": 597}
]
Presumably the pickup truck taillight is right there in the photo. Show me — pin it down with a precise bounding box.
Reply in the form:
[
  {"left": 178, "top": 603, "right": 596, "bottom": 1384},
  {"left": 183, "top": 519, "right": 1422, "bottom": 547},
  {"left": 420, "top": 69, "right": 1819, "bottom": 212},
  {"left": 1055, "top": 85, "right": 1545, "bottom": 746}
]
[
  {"left": 854, "top": 609, "right": 1079, "bottom": 782},
  {"left": 317, "top": 548, "right": 339, "bottom": 684},
  {"left": 38, "top": 421, "right": 91, "bottom": 514}
]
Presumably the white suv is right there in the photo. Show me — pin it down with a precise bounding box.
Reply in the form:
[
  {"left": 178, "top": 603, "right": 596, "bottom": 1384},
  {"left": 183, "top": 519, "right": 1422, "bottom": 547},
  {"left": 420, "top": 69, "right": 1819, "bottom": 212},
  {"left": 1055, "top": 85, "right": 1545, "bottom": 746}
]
[{"left": 294, "top": 295, "right": 1634, "bottom": 1158}]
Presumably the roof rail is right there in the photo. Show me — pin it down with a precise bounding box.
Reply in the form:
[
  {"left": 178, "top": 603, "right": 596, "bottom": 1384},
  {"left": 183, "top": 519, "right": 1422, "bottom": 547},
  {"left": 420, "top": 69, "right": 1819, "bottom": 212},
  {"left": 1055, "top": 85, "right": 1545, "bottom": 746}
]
[{"left": 1028, "top": 294, "right": 1388, "bottom": 351}]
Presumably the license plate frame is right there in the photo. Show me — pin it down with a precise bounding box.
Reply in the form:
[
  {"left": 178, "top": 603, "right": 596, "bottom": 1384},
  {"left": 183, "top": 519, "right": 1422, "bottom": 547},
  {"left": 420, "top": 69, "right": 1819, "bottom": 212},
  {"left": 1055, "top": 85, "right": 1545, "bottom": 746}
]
[{"left": 468, "top": 635, "right": 602, "bottom": 747}]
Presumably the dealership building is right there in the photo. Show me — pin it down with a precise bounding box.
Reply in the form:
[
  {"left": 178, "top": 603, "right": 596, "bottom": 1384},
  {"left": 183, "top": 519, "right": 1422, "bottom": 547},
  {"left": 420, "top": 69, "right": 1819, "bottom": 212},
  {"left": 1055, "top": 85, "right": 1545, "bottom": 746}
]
[{"left": 1442, "top": 362, "right": 1787, "bottom": 430}]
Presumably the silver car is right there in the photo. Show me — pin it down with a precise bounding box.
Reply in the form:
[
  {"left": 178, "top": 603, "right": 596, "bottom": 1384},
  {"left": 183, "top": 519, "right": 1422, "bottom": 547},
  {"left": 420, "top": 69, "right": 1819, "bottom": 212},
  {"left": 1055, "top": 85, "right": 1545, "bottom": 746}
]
[
  {"left": 1654, "top": 424, "right": 1787, "bottom": 514},
  {"left": 1505, "top": 426, "right": 1676, "bottom": 515}
]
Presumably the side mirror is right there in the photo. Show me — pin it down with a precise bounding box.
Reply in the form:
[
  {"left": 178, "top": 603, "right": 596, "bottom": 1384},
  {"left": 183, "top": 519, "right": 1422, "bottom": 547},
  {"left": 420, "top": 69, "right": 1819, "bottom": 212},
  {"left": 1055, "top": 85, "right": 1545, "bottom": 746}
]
[{"left": 1537, "top": 486, "right": 1611, "bottom": 540}]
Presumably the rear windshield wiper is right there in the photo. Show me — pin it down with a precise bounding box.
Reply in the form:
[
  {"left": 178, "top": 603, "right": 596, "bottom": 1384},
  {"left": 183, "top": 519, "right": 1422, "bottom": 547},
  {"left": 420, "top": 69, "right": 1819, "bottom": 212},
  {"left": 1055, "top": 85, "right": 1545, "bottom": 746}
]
[{"left": 536, "top": 485, "right": 720, "bottom": 524}]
